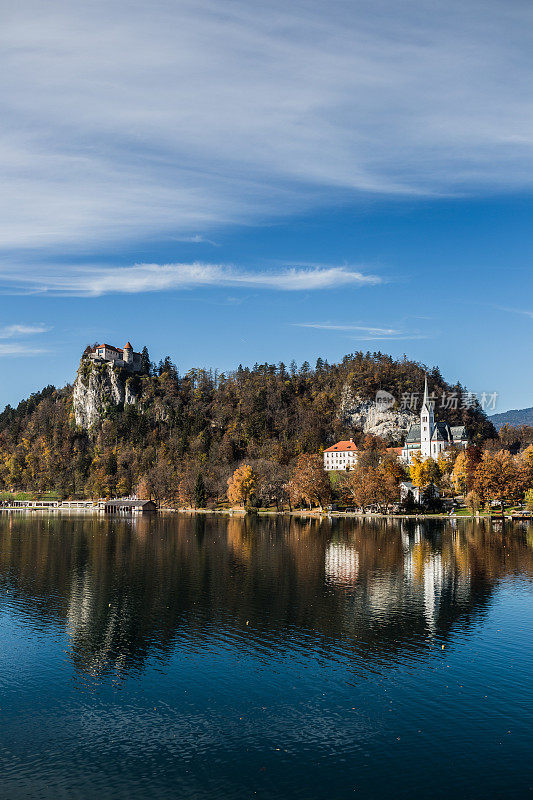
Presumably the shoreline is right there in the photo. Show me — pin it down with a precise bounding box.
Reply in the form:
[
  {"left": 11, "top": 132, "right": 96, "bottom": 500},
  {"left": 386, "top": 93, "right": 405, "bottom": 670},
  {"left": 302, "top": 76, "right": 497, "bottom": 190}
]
[
  {"left": 161, "top": 507, "right": 531, "bottom": 522},
  {"left": 0, "top": 503, "right": 530, "bottom": 523}
]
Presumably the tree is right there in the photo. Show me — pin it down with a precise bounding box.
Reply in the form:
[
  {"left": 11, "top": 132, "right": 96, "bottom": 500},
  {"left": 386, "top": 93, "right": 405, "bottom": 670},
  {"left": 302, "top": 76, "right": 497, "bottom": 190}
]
[
  {"left": 288, "top": 454, "right": 331, "bottom": 509},
  {"left": 410, "top": 455, "right": 441, "bottom": 491},
  {"left": 519, "top": 445, "right": 533, "bottom": 489},
  {"left": 194, "top": 473, "right": 207, "bottom": 508},
  {"left": 344, "top": 462, "right": 399, "bottom": 512},
  {"left": 451, "top": 451, "right": 468, "bottom": 494},
  {"left": 178, "top": 476, "right": 194, "bottom": 507},
  {"left": 227, "top": 464, "right": 256, "bottom": 507},
  {"left": 465, "top": 490, "right": 481, "bottom": 515},
  {"left": 343, "top": 464, "right": 378, "bottom": 511},
  {"left": 473, "top": 450, "right": 521, "bottom": 514},
  {"left": 525, "top": 489, "right": 533, "bottom": 513},
  {"left": 140, "top": 346, "right": 152, "bottom": 376}
]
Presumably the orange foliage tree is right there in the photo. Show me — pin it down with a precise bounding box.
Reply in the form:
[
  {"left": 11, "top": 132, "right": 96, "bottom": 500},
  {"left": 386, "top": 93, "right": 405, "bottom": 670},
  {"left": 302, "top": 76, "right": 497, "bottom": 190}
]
[
  {"left": 227, "top": 464, "right": 256, "bottom": 507},
  {"left": 287, "top": 454, "right": 331, "bottom": 510},
  {"left": 473, "top": 450, "right": 522, "bottom": 513}
]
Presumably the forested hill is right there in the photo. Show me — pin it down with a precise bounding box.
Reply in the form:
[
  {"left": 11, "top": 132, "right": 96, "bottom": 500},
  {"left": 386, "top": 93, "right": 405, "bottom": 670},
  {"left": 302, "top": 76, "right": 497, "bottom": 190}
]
[
  {"left": 0, "top": 351, "right": 496, "bottom": 498},
  {"left": 490, "top": 406, "right": 533, "bottom": 430}
]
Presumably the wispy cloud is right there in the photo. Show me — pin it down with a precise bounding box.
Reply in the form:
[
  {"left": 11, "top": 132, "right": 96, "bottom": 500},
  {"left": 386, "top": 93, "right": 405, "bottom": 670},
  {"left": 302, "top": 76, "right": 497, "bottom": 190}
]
[
  {"left": 495, "top": 305, "right": 533, "bottom": 319},
  {"left": 0, "top": 323, "right": 50, "bottom": 338},
  {"left": 0, "top": 0, "right": 532, "bottom": 252},
  {"left": 0, "top": 322, "right": 51, "bottom": 356},
  {"left": 0, "top": 263, "right": 381, "bottom": 297},
  {"left": 295, "top": 322, "right": 428, "bottom": 340},
  {"left": 0, "top": 343, "right": 49, "bottom": 357}
]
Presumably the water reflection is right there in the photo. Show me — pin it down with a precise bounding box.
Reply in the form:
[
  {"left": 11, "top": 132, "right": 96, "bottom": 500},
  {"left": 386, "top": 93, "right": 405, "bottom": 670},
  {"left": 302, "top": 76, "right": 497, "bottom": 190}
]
[{"left": 0, "top": 514, "right": 531, "bottom": 683}]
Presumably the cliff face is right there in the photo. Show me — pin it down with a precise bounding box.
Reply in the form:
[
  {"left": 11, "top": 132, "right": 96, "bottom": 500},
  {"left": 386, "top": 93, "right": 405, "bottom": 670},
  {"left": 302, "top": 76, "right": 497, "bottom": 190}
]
[
  {"left": 73, "top": 360, "right": 139, "bottom": 429},
  {"left": 338, "top": 384, "right": 416, "bottom": 441}
]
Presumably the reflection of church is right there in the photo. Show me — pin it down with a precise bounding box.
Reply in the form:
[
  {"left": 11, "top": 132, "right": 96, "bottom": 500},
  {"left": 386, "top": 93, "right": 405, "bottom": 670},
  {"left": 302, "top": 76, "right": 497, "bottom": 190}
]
[{"left": 324, "top": 521, "right": 473, "bottom": 634}]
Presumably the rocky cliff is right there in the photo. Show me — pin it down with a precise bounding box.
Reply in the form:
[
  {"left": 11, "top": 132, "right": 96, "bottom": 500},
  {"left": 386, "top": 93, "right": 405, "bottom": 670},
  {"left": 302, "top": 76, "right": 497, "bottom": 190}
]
[
  {"left": 338, "top": 384, "right": 416, "bottom": 441},
  {"left": 73, "top": 359, "right": 140, "bottom": 429}
]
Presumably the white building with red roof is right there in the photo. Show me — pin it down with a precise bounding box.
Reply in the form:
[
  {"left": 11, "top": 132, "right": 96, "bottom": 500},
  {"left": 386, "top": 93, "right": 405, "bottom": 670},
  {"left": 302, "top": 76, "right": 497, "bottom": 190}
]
[
  {"left": 88, "top": 341, "right": 142, "bottom": 371},
  {"left": 323, "top": 438, "right": 359, "bottom": 471}
]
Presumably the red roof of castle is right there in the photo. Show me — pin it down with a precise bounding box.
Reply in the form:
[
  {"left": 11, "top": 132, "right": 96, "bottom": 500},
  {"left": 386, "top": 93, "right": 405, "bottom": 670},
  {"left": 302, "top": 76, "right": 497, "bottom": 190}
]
[
  {"left": 324, "top": 440, "right": 358, "bottom": 453},
  {"left": 96, "top": 343, "right": 123, "bottom": 352},
  {"left": 124, "top": 341, "right": 132, "bottom": 349}
]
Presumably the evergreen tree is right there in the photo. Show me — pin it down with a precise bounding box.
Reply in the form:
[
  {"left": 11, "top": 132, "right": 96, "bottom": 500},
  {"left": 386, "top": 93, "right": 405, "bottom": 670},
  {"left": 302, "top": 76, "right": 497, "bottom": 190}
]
[
  {"left": 194, "top": 473, "right": 207, "bottom": 508},
  {"left": 140, "top": 346, "right": 152, "bottom": 375}
]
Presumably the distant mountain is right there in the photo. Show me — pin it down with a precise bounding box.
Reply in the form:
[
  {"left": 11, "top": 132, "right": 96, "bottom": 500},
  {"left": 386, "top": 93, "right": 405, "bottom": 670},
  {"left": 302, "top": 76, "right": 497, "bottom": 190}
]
[{"left": 490, "top": 407, "right": 533, "bottom": 429}]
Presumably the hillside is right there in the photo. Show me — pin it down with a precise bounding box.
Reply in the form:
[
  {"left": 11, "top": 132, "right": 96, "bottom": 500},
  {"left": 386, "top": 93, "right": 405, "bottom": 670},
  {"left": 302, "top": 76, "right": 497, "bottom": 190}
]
[
  {"left": 490, "top": 406, "right": 533, "bottom": 430},
  {"left": 0, "top": 350, "right": 496, "bottom": 499}
]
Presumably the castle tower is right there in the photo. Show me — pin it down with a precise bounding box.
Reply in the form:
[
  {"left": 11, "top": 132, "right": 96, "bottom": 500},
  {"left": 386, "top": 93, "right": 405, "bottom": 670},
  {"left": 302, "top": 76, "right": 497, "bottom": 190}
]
[
  {"left": 123, "top": 341, "right": 133, "bottom": 365},
  {"left": 420, "top": 375, "right": 434, "bottom": 459}
]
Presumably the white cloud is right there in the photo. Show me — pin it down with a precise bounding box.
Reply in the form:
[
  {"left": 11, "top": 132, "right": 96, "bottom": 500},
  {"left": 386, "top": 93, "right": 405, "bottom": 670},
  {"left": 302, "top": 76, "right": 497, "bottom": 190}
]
[
  {"left": 0, "top": 263, "right": 381, "bottom": 297},
  {"left": 496, "top": 305, "right": 533, "bottom": 319},
  {"left": 0, "top": 0, "right": 532, "bottom": 251},
  {"left": 0, "top": 323, "right": 51, "bottom": 338},
  {"left": 295, "top": 322, "right": 428, "bottom": 340},
  {"left": 0, "top": 323, "right": 51, "bottom": 357},
  {"left": 0, "top": 343, "right": 49, "bottom": 357}
]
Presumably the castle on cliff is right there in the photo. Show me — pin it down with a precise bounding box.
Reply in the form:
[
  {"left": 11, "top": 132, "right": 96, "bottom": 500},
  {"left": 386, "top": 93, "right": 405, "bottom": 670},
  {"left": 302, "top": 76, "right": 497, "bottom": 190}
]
[{"left": 85, "top": 341, "right": 142, "bottom": 372}]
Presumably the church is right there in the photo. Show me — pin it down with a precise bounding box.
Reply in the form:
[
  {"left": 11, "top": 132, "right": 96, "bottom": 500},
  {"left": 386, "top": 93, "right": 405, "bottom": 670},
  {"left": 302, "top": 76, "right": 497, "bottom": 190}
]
[{"left": 401, "top": 377, "right": 468, "bottom": 464}]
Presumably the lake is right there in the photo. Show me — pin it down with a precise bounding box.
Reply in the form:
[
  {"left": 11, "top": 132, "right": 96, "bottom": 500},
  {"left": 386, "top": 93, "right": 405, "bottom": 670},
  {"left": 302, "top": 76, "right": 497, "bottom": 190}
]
[{"left": 0, "top": 513, "right": 531, "bottom": 799}]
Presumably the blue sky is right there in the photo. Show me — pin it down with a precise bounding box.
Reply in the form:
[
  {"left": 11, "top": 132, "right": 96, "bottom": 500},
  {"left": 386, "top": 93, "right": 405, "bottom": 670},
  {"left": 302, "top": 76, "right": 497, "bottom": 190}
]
[{"left": 0, "top": 0, "right": 532, "bottom": 412}]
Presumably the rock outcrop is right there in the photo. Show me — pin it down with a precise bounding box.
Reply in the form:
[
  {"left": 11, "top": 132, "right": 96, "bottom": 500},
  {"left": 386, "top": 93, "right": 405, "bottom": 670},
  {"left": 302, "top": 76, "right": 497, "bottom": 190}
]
[
  {"left": 338, "top": 384, "right": 415, "bottom": 441},
  {"left": 73, "top": 359, "right": 139, "bottom": 429}
]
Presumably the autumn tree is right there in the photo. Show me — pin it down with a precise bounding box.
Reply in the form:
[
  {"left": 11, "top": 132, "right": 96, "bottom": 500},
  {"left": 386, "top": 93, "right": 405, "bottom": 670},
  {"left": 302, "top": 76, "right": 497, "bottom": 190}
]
[
  {"left": 451, "top": 451, "right": 468, "bottom": 494},
  {"left": 473, "top": 450, "right": 521, "bottom": 514},
  {"left": 344, "top": 462, "right": 399, "bottom": 512},
  {"left": 227, "top": 464, "right": 256, "bottom": 507},
  {"left": 465, "top": 490, "right": 481, "bottom": 515},
  {"left": 519, "top": 445, "right": 533, "bottom": 490},
  {"left": 178, "top": 476, "right": 194, "bottom": 507},
  {"left": 410, "top": 455, "right": 442, "bottom": 491},
  {"left": 288, "top": 454, "right": 331, "bottom": 510}
]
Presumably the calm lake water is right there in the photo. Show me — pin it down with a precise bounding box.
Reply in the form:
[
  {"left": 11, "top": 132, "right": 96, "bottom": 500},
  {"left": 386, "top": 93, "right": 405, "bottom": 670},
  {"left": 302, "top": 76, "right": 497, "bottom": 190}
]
[{"left": 0, "top": 514, "right": 531, "bottom": 799}]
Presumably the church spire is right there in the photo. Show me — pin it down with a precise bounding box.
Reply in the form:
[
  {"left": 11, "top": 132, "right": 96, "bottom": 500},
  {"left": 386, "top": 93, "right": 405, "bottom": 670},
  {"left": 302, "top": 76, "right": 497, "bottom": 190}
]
[{"left": 422, "top": 374, "right": 429, "bottom": 409}]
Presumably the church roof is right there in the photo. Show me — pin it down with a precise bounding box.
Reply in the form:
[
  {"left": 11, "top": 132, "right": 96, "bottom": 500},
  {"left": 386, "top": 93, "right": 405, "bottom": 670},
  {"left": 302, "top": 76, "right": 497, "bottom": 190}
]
[
  {"left": 405, "top": 424, "right": 421, "bottom": 443},
  {"left": 431, "top": 422, "right": 452, "bottom": 442},
  {"left": 450, "top": 425, "right": 467, "bottom": 441}
]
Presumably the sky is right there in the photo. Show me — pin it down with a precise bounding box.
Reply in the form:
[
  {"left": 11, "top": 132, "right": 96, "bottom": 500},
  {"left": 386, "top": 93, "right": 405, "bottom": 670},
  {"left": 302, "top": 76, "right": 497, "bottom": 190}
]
[{"left": 0, "top": 0, "right": 532, "bottom": 413}]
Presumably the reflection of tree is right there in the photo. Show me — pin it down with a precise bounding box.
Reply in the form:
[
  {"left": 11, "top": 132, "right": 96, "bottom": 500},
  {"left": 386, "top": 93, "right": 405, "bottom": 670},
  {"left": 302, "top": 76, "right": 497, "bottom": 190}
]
[{"left": 0, "top": 514, "right": 531, "bottom": 682}]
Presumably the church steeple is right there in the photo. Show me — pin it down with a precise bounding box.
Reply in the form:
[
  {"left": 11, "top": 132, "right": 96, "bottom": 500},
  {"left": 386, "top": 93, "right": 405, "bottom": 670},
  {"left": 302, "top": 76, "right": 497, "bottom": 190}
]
[
  {"left": 420, "top": 374, "right": 434, "bottom": 458},
  {"left": 422, "top": 374, "right": 429, "bottom": 409}
]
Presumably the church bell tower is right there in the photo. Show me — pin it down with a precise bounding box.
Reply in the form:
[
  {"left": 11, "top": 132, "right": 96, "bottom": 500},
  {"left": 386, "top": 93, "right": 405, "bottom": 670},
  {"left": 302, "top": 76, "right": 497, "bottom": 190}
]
[{"left": 420, "top": 375, "right": 434, "bottom": 459}]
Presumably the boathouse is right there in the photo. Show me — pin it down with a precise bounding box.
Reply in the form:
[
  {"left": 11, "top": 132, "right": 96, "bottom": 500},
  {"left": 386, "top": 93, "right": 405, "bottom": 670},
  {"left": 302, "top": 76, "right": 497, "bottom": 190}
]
[{"left": 99, "top": 499, "right": 157, "bottom": 514}]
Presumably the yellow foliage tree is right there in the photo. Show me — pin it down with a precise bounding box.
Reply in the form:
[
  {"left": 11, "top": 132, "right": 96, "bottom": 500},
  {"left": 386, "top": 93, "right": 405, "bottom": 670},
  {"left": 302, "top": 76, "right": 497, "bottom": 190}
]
[
  {"left": 227, "top": 464, "right": 256, "bottom": 507},
  {"left": 451, "top": 451, "right": 467, "bottom": 494},
  {"left": 410, "top": 454, "right": 442, "bottom": 491}
]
